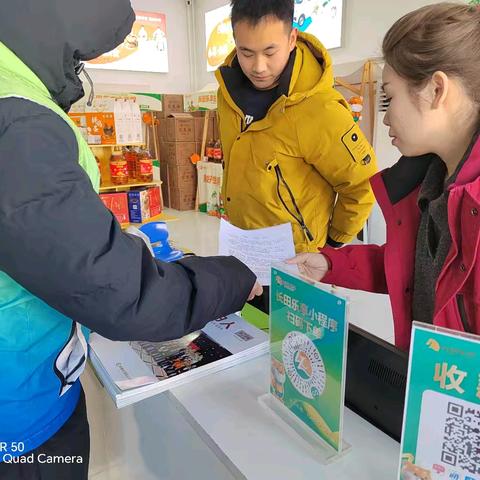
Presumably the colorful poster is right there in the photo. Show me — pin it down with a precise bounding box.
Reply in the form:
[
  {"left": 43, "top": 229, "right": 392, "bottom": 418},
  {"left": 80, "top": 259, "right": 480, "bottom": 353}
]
[
  {"left": 270, "top": 266, "right": 348, "bottom": 452},
  {"left": 399, "top": 323, "right": 480, "bottom": 480},
  {"left": 205, "top": 4, "right": 234, "bottom": 72},
  {"left": 87, "top": 11, "right": 168, "bottom": 73},
  {"left": 293, "top": 0, "right": 344, "bottom": 50}
]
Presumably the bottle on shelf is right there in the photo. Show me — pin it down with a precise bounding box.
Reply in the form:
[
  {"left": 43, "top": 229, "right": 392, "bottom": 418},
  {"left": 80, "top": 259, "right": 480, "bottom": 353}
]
[
  {"left": 136, "top": 145, "right": 154, "bottom": 183},
  {"left": 123, "top": 146, "right": 138, "bottom": 181},
  {"left": 213, "top": 140, "right": 223, "bottom": 164},
  {"left": 205, "top": 139, "right": 214, "bottom": 162},
  {"left": 109, "top": 147, "right": 129, "bottom": 185}
]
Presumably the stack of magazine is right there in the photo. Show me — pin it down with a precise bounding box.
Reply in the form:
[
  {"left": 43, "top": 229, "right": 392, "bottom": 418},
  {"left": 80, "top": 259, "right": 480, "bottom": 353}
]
[{"left": 89, "top": 313, "right": 269, "bottom": 407}]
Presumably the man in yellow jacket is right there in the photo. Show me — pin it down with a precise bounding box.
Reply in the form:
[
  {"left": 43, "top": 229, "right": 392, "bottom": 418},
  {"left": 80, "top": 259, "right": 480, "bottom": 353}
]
[{"left": 217, "top": 0, "right": 377, "bottom": 255}]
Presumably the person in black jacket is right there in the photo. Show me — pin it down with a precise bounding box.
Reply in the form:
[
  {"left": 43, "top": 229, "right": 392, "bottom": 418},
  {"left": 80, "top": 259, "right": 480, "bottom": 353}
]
[{"left": 0, "top": 1, "right": 261, "bottom": 478}]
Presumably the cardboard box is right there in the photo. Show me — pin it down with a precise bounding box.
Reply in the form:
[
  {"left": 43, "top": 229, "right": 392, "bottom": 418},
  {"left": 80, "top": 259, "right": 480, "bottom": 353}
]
[
  {"left": 158, "top": 118, "right": 167, "bottom": 140},
  {"left": 194, "top": 115, "right": 215, "bottom": 143},
  {"left": 128, "top": 190, "right": 151, "bottom": 224},
  {"left": 99, "top": 192, "right": 129, "bottom": 224},
  {"left": 159, "top": 161, "right": 170, "bottom": 208},
  {"left": 161, "top": 181, "right": 170, "bottom": 208},
  {"left": 169, "top": 187, "right": 196, "bottom": 211},
  {"left": 148, "top": 186, "right": 162, "bottom": 217},
  {"left": 160, "top": 94, "right": 184, "bottom": 117},
  {"left": 69, "top": 112, "right": 117, "bottom": 145},
  {"left": 168, "top": 164, "right": 197, "bottom": 191},
  {"left": 163, "top": 142, "right": 196, "bottom": 166},
  {"left": 166, "top": 113, "right": 195, "bottom": 142},
  {"left": 160, "top": 159, "right": 168, "bottom": 182}
]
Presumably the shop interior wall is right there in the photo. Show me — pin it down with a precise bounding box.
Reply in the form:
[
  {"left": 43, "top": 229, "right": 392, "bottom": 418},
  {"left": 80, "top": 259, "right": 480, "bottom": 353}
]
[
  {"left": 85, "top": 0, "right": 191, "bottom": 95},
  {"left": 193, "top": 0, "right": 232, "bottom": 91}
]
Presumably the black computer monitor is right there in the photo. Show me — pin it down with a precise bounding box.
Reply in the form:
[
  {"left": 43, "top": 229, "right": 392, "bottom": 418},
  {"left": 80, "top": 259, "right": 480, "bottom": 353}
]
[{"left": 345, "top": 324, "right": 408, "bottom": 442}]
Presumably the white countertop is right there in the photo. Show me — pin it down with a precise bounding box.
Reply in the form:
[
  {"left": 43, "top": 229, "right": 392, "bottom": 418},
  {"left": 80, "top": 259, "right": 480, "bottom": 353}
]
[{"left": 171, "top": 353, "right": 400, "bottom": 480}]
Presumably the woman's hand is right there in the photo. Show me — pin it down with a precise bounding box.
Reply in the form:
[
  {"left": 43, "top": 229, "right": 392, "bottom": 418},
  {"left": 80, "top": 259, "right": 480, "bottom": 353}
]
[{"left": 286, "top": 253, "right": 330, "bottom": 282}]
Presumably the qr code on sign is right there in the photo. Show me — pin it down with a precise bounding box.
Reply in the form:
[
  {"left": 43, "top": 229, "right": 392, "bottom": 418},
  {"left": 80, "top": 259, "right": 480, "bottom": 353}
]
[
  {"left": 234, "top": 330, "right": 254, "bottom": 342},
  {"left": 415, "top": 390, "right": 480, "bottom": 479},
  {"left": 440, "top": 401, "right": 480, "bottom": 475}
]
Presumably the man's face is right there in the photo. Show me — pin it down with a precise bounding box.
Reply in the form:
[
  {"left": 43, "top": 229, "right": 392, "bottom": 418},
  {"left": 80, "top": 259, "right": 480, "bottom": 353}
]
[{"left": 233, "top": 15, "right": 297, "bottom": 91}]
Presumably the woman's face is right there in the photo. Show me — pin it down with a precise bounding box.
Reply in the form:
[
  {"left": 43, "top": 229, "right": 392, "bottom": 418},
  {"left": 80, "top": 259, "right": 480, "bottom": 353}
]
[{"left": 382, "top": 64, "right": 438, "bottom": 157}]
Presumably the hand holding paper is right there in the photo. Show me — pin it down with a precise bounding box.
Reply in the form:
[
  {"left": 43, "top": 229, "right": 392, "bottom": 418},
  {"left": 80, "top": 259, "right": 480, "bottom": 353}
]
[
  {"left": 218, "top": 220, "right": 296, "bottom": 286},
  {"left": 286, "top": 253, "right": 330, "bottom": 282}
]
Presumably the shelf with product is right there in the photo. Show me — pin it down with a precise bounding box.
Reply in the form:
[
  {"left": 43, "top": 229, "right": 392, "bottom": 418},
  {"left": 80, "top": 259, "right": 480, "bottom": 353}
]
[
  {"left": 99, "top": 180, "right": 160, "bottom": 194},
  {"left": 90, "top": 144, "right": 156, "bottom": 187},
  {"left": 68, "top": 96, "right": 176, "bottom": 229},
  {"left": 121, "top": 212, "right": 178, "bottom": 230},
  {"left": 93, "top": 144, "right": 165, "bottom": 228},
  {"left": 87, "top": 143, "right": 144, "bottom": 148}
]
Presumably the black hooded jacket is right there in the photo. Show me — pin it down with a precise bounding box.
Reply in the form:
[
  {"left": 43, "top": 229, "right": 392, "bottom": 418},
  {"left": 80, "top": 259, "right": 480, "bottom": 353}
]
[{"left": 0, "top": 0, "right": 256, "bottom": 341}]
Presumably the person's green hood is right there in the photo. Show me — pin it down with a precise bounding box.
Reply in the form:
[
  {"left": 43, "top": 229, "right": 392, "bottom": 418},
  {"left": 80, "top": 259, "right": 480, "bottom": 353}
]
[{"left": 0, "top": 0, "right": 135, "bottom": 110}]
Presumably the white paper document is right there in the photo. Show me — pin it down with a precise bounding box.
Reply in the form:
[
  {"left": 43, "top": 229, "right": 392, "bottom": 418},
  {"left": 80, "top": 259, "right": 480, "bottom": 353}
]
[{"left": 218, "top": 220, "right": 296, "bottom": 286}]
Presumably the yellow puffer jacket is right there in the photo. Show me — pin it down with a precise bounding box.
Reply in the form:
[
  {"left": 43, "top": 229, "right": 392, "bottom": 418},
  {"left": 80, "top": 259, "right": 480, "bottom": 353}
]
[{"left": 216, "top": 33, "right": 378, "bottom": 252}]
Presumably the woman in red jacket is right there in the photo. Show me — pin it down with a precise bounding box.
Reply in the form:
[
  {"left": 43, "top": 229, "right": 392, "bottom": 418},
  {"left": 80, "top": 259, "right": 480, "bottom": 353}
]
[{"left": 288, "top": 3, "right": 480, "bottom": 351}]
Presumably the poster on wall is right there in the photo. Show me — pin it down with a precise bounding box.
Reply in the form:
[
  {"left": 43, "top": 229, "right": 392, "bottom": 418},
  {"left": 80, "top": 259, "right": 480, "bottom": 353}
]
[
  {"left": 87, "top": 11, "right": 169, "bottom": 73},
  {"left": 293, "top": 0, "right": 344, "bottom": 50},
  {"left": 205, "top": 4, "right": 234, "bottom": 72},
  {"left": 204, "top": 0, "right": 344, "bottom": 72}
]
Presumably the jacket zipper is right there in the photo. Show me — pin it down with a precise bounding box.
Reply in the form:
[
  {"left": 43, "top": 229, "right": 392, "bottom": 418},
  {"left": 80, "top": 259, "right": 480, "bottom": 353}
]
[
  {"left": 456, "top": 294, "right": 472, "bottom": 333},
  {"left": 53, "top": 321, "right": 76, "bottom": 391},
  {"left": 274, "top": 164, "right": 314, "bottom": 242}
]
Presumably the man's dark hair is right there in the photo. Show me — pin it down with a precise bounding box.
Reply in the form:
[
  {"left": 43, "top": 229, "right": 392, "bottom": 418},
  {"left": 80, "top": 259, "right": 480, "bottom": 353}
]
[{"left": 230, "top": 0, "right": 294, "bottom": 29}]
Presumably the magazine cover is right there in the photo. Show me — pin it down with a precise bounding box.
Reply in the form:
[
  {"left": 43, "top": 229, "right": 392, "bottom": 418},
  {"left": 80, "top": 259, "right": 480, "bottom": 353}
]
[
  {"left": 130, "top": 331, "right": 232, "bottom": 380},
  {"left": 88, "top": 313, "right": 269, "bottom": 407}
]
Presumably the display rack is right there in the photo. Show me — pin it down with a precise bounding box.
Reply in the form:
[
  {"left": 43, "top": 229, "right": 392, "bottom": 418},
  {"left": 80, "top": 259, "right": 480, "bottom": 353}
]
[
  {"left": 99, "top": 180, "right": 160, "bottom": 194},
  {"left": 335, "top": 59, "right": 378, "bottom": 141},
  {"left": 120, "top": 211, "right": 177, "bottom": 230},
  {"left": 258, "top": 393, "right": 352, "bottom": 465}
]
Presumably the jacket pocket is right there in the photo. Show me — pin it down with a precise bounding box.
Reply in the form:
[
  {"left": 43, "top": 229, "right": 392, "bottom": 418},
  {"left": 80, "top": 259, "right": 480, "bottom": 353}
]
[
  {"left": 456, "top": 294, "right": 472, "bottom": 334},
  {"left": 267, "top": 159, "right": 314, "bottom": 242},
  {"left": 54, "top": 321, "right": 88, "bottom": 396}
]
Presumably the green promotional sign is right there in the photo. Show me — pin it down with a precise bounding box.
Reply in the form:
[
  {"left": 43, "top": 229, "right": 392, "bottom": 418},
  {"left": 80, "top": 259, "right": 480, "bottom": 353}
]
[
  {"left": 270, "top": 267, "right": 348, "bottom": 452},
  {"left": 399, "top": 323, "right": 480, "bottom": 480}
]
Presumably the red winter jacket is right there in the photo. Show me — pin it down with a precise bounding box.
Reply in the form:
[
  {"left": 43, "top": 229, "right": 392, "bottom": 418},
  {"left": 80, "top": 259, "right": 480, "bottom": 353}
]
[{"left": 321, "top": 138, "right": 480, "bottom": 351}]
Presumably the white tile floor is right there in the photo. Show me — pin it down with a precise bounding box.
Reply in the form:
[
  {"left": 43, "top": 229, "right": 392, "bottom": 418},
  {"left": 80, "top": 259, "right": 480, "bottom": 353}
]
[{"left": 86, "top": 208, "right": 394, "bottom": 479}]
